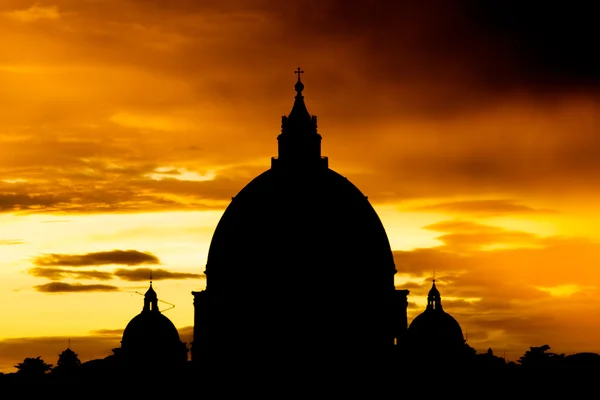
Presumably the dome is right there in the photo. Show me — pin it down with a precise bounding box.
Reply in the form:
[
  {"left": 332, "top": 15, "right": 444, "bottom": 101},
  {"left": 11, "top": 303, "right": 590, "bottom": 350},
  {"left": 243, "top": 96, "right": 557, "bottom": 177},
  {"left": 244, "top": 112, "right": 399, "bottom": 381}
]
[
  {"left": 207, "top": 167, "right": 395, "bottom": 275},
  {"left": 407, "top": 309, "right": 464, "bottom": 346},
  {"left": 122, "top": 311, "right": 181, "bottom": 347},
  {"left": 120, "top": 282, "right": 187, "bottom": 367},
  {"left": 202, "top": 70, "right": 397, "bottom": 354},
  {"left": 406, "top": 280, "right": 465, "bottom": 356}
]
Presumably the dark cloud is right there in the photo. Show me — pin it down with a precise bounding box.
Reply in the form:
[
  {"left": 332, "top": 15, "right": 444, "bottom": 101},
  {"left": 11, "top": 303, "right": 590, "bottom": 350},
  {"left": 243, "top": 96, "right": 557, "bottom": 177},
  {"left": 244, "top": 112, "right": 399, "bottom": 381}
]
[
  {"left": 34, "top": 282, "right": 119, "bottom": 293},
  {"left": 28, "top": 267, "right": 113, "bottom": 280},
  {"left": 3, "top": 0, "right": 600, "bottom": 210},
  {"left": 113, "top": 268, "right": 202, "bottom": 281},
  {"left": 464, "top": 1, "right": 600, "bottom": 90},
  {"left": 89, "top": 329, "right": 123, "bottom": 335},
  {"left": 411, "top": 199, "right": 557, "bottom": 217},
  {"left": 0, "top": 193, "right": 69, "bottom": 212},
  {"left": 276, "top": 0, "right": 600, "bottom": 99},
  {"left": 346, "top": 125, "right": 600, "bottom": 203},
  {"left": 33, "top": 250, "right": 160, "bottom": 267},
  {"left": 0, "top": 161, "right": 260, "bottom": 214}
]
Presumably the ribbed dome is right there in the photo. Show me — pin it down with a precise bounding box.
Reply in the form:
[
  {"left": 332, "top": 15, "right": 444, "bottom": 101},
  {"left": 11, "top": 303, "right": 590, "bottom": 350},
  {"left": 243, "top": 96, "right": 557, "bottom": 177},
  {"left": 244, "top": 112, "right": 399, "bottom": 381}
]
[
  {"left": 202, "top": 71, "right": 397, "bottom": 354},
  {"left": 207, "top": 167, "right": 395, "bottom": 276}
]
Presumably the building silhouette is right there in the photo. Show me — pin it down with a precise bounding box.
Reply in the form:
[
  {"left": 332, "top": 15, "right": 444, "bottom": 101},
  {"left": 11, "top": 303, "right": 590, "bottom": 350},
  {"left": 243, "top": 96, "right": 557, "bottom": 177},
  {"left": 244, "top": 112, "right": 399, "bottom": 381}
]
[
  {"left": 192, "top": 69, "right": 409, "bottom": 364},
  {"left": 406, "top": 279, "right": 466, "bottom": 365},
  {"left": 119, "top": 280, "right": 188, "bottom": 370}
]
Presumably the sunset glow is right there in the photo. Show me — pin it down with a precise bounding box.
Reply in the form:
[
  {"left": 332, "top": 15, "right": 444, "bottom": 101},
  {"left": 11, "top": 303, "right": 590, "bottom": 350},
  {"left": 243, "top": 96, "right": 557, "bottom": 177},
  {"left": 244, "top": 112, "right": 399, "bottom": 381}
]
[{"left": 2, "top": 0, "right": 600, "bottom": 372}]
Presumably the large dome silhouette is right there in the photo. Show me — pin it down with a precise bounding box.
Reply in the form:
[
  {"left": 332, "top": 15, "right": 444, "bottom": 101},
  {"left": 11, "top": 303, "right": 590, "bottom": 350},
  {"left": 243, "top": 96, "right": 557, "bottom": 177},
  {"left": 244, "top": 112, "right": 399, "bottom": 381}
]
[
  {"left": 207, "top": 167, "right": 395, "bottom": 282},
  {"left": 200, "top": 70, "right": 399, "bottom": 355}
]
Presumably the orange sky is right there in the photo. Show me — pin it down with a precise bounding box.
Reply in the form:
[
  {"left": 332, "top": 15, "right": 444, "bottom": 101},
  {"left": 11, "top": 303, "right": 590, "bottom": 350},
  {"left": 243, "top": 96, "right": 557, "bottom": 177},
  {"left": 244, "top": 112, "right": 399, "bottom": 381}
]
[{"left": 1, "top": 0, "right": 600, "bottom": 372}]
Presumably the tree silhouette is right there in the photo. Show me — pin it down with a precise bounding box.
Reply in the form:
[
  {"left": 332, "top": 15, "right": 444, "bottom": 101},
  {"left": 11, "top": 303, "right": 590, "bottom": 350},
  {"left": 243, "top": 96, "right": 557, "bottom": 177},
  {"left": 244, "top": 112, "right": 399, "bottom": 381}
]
[
  {"left": 56, "top": 348, "right": 81, "bottom": 369},
  {"left": 518, "top": 344, "right": 564, "bottom": 368},
  {"left": 476, "top": 348, "right": 507, "bottom": 368},
  {"left": 52, "top": 348, "right": 82, "bottom": 379},
  {"left": 15, "top": 356, "right": 53, "bottom": 377}
]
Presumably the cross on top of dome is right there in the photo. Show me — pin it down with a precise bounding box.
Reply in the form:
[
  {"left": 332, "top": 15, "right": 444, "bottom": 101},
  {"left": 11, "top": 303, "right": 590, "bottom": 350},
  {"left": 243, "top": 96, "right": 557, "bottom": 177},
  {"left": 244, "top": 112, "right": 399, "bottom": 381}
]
[{"left": 294, "top": 66, "right": 305, "bottom": 93}]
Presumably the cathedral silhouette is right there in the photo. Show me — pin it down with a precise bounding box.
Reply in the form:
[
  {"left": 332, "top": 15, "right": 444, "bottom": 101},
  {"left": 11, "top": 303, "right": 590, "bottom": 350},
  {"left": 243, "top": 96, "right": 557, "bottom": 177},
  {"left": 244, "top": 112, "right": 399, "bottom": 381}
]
[
  {"left": 186, "top": 69, "right": 465, "bottom": 367},
  {"left": 85, "top": 69, "right": 467, "bottom": 373},
  {"left": 7, "top": 69, "right": 600, "bottom": 388}
]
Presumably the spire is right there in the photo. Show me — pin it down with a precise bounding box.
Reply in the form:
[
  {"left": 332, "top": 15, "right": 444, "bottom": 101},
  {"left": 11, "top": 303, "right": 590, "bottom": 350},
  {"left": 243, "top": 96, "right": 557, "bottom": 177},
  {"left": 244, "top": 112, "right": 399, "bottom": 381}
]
[
  {"left": 272, "top": 67, "right": 328, "bottom": 169},
  {"left": 143, "top": 273, "right": 159, "bottom": 313},
  {"left": 426, "top": 279, "right": 442, "bottom": 311},
  {"left": 288, "top": 67, "right": 311, "bottom": 123}
]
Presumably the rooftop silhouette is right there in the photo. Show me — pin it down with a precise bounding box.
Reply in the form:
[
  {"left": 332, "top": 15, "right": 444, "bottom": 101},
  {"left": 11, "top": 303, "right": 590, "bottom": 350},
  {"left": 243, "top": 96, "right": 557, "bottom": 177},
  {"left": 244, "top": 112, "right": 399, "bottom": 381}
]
[{"left": 2, "top": 70, "right": 600, "bottom": 390}]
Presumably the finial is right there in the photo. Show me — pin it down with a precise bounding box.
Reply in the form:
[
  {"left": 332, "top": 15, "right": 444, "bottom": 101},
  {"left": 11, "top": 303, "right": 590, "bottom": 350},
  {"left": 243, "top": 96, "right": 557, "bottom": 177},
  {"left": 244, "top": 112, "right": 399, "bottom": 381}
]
[
  {"left": 149, "top": 269, "right": 153, "bottom": 286},
  {"left": 294, "top": 67, "right": 305, "bottom": 93},
  {"left": 68, "top": 337, "right": 71, "bottom": 349}
]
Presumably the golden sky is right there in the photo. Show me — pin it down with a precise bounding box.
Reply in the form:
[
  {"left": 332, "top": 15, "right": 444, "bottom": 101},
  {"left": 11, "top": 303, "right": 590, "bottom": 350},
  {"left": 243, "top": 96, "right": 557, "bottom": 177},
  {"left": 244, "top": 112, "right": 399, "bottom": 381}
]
[{"left": 1, "top": 0, "right": 600, "bottom": 372}]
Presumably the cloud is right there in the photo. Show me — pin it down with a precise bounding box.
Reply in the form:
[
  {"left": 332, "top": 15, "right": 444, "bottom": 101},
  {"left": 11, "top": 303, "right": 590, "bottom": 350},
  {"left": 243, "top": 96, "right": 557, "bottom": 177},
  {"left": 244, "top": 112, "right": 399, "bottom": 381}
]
[
  {"left": 394, "top": 220, "right": 600, "bottom": 359},
  {"left": 33, "top": 250, "right": 160, "bottom": 267},
  {"left": 272, "top": 0, "right": 600, "bottom": 99},
  {"left": 0, "top": 160, "right": 258, "bottom": 214},
  {"left": 412, "top": 199, "right": 557, "bottom": 217},
  {"left": 109, "top": 112, "right": 195, "bottom": 131},
  {"left": 422, "top": 220, "right": 541, "bottom": 251},
  {"left": 113, "top": 268, "right": 202, "bottom": 281},
  {"left": 0, "top": 193, "right": 69, "bottom": 212},
  {"left": 3, "top": 4, "right": 61, "bottom": 22},
  {"left": 2, "top": 0, "right": 599, "bottom": 211},
  {"left": 34, "top": 282, "right": 119, "bottom": 293},
  {"left": 88, "top": 329, "right": 123, "bottom": 335},
  {"left": 0, "top": 239, "right": 24, "bottom": 245},
  {"left": 28, "top": 267, "right": 113, "bottom": 280}
]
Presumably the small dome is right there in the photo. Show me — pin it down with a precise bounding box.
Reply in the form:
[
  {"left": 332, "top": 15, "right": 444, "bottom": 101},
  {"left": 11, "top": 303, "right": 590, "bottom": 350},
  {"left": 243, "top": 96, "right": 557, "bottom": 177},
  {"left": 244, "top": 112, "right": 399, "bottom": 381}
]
[
  {"left": 120, "top": 283, "right": 187, "bottom": 367},
  {"left": 122, "top": 312, "right": 181, "bottom": 347},
  {"left": 406, "top": 280, "right": 464, "bottom": 357},
  {"left": 407, "top": 309, "right": 464, "bottom": 347}
]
